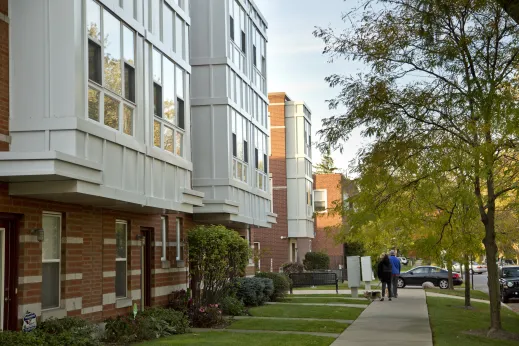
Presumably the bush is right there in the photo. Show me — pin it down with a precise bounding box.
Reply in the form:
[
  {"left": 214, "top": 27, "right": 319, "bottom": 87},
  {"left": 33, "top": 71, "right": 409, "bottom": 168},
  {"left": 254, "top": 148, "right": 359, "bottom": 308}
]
[
  {"left": 104, "top": 307, "right": 189, "bottom": 343},
  {"left": 282, "top": 262, "right": 304, "bottom": 275},
  {"left": 303, "top": 252, "right": 330, "bottom": 270},
  {"left": 189, "top": 304, "right": 226, "bottom": 328},
  {"left": 34, "top": 317, "right": 101, "bottom": 346},
  {"left": 255, "top": 272, "right": 291, "bottom": 301},
  {"left": 168, "top": 289, "right": 193, "bottom": 312},
  {"left": 188, "top": 225, "right": 251, "bottom": 305},
  {"left": 235, "top": 277, "right": 274, "bottom": 306},
  {"left": 220, "top": 296, "right": 245, "bottom": 316},
  {"left": 0, "top": 331, "right": 46, "bottom": 346}
]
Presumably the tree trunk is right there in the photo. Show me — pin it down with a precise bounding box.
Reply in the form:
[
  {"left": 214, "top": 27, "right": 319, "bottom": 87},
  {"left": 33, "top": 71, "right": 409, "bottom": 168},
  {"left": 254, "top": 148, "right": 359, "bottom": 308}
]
[
  {"left": 464, "top": 255, "right": 471, "bottom": 307},
  {"left": 447, "top": 259, "right": 453, "bottom": 290},
  {"left": 482, "top": 199, "right": 502, "bottom": 333}
]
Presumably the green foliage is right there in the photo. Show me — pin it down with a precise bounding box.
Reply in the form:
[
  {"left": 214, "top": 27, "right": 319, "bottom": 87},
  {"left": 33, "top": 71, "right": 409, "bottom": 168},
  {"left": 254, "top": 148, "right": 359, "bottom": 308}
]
[
  {"left": 190, "top": 304, "right": 226, "bottom": 328},
  {"left": 281, "top": 262, "right": 304, "bottom": 275},
  {"left": 104, "top": 307, "right": 189, "bottom": 343},
  {"left": 220, "top": 296, "right": 245, "bottom": 316},
  {"left": 303, "top": 252, "right": 330, "bottom": 270},
  {"left": 34, "top": 317, "right": 101, "bottom": 346},
  {"left": 314, "top": 148, "right": 338, "bottom": 174},
  {"left": 255, "top": 272, "right": 291, "bottom": 301},
  {"left": 0, "top": 331, "right": 46, "bottom": 346},
  {"left": 235, "top": 277, "right": 274, "bottom": 306},
  {"left": 187, "top": 225, "right": 251, "bottom": 305}
]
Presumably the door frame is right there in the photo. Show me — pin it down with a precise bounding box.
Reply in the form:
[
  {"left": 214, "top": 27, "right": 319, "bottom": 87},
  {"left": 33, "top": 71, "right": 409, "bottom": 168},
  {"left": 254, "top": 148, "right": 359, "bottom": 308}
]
[
  {"left": 0, "top": 227, "right": 5, "bottom": 330},
  {"left": 140, "top": 228, "right": 152, "bottom": 308},
  {"left": 0, "top": 213, "right": 21, "bottom": 331}
]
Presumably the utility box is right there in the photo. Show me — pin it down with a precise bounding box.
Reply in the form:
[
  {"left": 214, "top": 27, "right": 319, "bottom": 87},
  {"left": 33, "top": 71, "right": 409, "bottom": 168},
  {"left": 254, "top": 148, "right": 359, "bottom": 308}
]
[
  {"left": 361, "top": 256, "right": 372, "bottom": 282},
  {"left": 346, "top": 256, "right": 361, "bottom": 288}
]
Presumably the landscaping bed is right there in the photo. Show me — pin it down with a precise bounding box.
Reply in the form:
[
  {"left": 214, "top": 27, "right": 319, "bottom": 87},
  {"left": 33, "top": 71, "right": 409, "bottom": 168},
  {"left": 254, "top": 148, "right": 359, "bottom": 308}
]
[{"left": 427, "top": 296, "right": 519, "bottom": 345}]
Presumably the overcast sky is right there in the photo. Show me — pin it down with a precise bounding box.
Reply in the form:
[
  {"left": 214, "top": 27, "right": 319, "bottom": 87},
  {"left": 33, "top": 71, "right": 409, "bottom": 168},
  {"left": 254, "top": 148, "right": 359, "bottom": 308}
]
[{"left": 255, "top": 0, "right": 371, "bottom": 176}]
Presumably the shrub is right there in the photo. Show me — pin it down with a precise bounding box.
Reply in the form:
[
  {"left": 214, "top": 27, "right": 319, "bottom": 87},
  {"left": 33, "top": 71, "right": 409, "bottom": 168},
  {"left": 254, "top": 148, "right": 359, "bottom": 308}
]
[
  {"left": 188, "top": 225, "right": 251, "bottom": 305},
  {"left": 189, "top": 304, "right": 226, "bottom": 328},
  {"left": 0, "top": 331, "right": 46, "bottom": 346},
  {"left": 235, "top": 277, "right": 274, "bottom": 306},
  {"left": 303, "top": 252, "right": 330, "bottom": 270},
  {"left": 34, "top": 317, "right": 101, "bottom": 346},
  {"left": 255, "top": 272, "right": 291, "bottom": 301},
  {"left": 168, "top": 288, "right": 193, "bottom": 312},
  {"left": 104, "top": 307, "right": 189, "bottom": 343},
  {"left": 282, "top": 262, "right": 304, "bottom": 275},
  {"left": 220, "top": 296, "right": 245, "bottom": 316}
]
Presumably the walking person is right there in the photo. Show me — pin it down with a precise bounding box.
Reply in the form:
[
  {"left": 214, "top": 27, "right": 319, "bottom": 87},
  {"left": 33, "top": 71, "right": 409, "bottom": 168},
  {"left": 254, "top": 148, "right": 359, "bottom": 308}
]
[
  {"left": 389, "top": 250, "right": 401, "bottom": 298},
  {"left": 377, "top": 254, "right": 392, "bottom": 301}
]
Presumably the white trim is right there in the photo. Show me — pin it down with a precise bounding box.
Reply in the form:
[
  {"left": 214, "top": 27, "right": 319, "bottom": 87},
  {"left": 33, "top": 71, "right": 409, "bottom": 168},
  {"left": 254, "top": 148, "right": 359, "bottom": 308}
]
[
  {"left": 62, "top": 237, "right": 84, "bottom": 244},
  {"left": 0, "top": 12, "right": 9, "bottom": 24},
  {"left": 115, "top": 220, "right": 128, "bottom": 298},
  {"left": 313, "top": 189, "right": 327, "bottom": 213},
  {"left": 161, "top": 216, "right": 167, "bottom": 261},
  {"left": 62, "top": 273, "right": 83, "bottom": 281},
  {"left": 130, "top": 269, "right": 142, "bottom": 276},
  {"left": 65, "top": 297, "right": 83, "bottom": 311},
  {"left": 103, "top": 292, "right": 116, "bottom": 305},
  {"left": 19, "top": 235, "right": 38, "bottom": 243},
  {"left": 18, "top": 276, "right": 43, "bottom": 285},
  {"left": 42, "top": 212, "right": 62, "bottom": 310},
  {"left": 152, "top": 267, "right": 188, "bottom": 274},
  {"left": 103, "top": 238, "right": 116, "bottom": 245},
  {"left": 103, "top": 271, "right": 116, "bottom": 278},
  {"left": 175, "top": 218, "right": 182, "bottom": 260},
  {"left": 81, "top": 305, "right": 103, "bottom": 315},
  {"left": 0, "top": 228, "right": 4, "bottom": 330},
  {"left": 151, "top": 283, "right": 187, "bottom": 297}
]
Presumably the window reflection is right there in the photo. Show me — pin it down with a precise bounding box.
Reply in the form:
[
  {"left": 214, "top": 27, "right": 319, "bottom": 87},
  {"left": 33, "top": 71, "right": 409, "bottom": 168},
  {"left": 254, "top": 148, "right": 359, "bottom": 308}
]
[
  {"left": 103, "top": 11, "right": 122, "bottom": 94},
  {"left": 163, "top": 58, "right": 175, "bottom": 123},
  {"left": 104, "top": 95, "right": 120, "bottom": 130},
  {"left": 87, "top": 0, "right": 101, "bottom": 41}
]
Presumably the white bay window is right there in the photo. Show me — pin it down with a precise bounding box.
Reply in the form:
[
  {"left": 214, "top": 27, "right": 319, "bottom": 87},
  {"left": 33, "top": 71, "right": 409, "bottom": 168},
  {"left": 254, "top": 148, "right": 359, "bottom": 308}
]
[
  {"left": 115, "top": 221, "right": 127, "bottom": 298},
  {"left": 42, "top": 213, "right": 62, "bottom": 310}
]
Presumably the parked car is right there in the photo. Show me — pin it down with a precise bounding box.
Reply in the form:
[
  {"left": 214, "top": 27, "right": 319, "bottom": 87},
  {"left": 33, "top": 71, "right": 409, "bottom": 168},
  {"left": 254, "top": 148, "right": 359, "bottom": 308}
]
[
  {"left": 471, "top": 262, "right": 487, "bottom": 274},
  {"left": 499, "top": 266, "right": 519, "bottom": 303},
  {"left": 398, "top": 256, "right": 408, "bottom": 265},
  {"left": 397, "top": 266, "right": 463, "bottom": 289},
  {"left": 452, "top": 261, "right": 462, "bottom": 272}
]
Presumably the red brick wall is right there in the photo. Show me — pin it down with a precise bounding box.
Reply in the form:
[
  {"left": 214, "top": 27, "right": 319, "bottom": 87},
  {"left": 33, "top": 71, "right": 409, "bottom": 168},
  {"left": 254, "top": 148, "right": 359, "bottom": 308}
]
[
  {"left": 313, "top": 174, "right": 345, "bottom": 268},
  {"left": 0, "top": 0, "right": 9, "bottom": 151},
  {"left": 0, "top": 183, "right": 190, "bottom": 324},
  {"left": 251, "top": 93, "right": 290, "bottom": 273}
]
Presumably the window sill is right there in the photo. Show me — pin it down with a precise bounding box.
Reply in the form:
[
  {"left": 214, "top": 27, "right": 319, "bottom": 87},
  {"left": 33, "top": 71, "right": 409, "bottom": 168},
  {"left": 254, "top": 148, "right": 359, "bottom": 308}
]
[
  {"left": 41, "top": 307, "right": 67, "bottom": 321},
  {"left": 116, "top": 297, "right": 133, "bottom": 309},
  {"left": 176, "top": 260, "right": 185, "bottom": 268},
  {"left": 161, "top": 260, "right": 171, "bottom": 269}
]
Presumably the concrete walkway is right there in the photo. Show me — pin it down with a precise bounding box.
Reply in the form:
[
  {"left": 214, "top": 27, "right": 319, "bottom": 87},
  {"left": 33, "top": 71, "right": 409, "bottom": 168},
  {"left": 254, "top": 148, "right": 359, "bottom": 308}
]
[{"left": 331, "top": 289, "right": 433, "bottom": 346}]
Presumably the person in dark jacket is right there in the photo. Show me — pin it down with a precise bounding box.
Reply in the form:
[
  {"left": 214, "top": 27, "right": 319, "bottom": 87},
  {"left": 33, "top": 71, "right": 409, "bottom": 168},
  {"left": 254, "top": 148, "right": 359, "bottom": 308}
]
[{"left": 377, "top": 254, "right": 393, "bottom": 301}]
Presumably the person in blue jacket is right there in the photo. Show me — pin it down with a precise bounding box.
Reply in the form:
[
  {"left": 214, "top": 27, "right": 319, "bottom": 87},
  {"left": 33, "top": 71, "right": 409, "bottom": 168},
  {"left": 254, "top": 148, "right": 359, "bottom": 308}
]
[{"left": 389, "top": 250, "right": 401, "bottom": 298}]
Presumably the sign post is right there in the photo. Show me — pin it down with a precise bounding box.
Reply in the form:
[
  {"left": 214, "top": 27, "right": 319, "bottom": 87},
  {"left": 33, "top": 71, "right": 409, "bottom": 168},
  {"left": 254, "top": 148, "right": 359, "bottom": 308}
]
[{"left": 347, "top": 256, "right": 361, "bottom": 298}]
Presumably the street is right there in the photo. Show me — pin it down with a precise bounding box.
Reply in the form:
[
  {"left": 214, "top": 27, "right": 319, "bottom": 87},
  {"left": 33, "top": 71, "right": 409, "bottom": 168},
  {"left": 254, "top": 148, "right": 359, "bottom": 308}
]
[{"left": 466, "top": 271, "right": 519, "bottom": 313}]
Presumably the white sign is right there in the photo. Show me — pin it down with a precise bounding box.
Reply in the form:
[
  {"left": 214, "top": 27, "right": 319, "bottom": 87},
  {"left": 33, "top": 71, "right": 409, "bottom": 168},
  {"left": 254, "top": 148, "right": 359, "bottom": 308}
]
[
  {"left": 22, "top": 311, "right": 37, "bottom": 332},
  {"left": 361, "top": 256, "right": 372, "bottom": 282},
  {"left": 346, "top": 256, "right": 361, "bottom": 288}
]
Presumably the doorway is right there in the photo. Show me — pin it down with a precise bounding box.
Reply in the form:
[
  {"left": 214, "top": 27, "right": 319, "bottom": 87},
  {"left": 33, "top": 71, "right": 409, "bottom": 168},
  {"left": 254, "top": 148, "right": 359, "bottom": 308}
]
[
  {"left": 140, "top": 229, "right": 152, "bottom": 307},
  {"left": 0, "top": 216, "right": 19, "bottom": 331}
]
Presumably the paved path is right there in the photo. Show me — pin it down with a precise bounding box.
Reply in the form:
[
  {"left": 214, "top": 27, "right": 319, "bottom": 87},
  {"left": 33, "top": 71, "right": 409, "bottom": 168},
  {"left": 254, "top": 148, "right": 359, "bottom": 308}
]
[
  {"left": 232, "top": 315, "right": 354, "bottom": 324},
  {"left": 331, "top": 289, "right": 433, "bottom": 346},
  {"left": 265, "top": 302, "right": 367, "bottom": 309},
  {"left": 191, "top": 328, "right": 340, "bottom": 338}
]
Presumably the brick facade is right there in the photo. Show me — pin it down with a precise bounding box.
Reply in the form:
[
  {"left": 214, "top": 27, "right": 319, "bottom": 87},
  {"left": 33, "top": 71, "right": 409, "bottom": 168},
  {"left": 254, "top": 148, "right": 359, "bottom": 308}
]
[{"left": 252, "top": 93, "right": 289, "bottom": 272}]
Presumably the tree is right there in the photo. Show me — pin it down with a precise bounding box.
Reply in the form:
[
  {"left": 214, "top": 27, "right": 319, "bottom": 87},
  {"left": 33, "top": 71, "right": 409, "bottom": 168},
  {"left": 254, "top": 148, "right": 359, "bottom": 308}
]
[
  {"left": 314, "top": 148, "right": 338, "bottom": 174},
  {"left": 314, "top": 0, "right": 519, "bottom": 333}
]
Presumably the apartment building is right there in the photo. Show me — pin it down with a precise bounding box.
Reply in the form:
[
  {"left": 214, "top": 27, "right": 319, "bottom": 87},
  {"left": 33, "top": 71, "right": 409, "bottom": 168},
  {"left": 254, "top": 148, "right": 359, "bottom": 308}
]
[
  {"left": 312, "top": 173, "right": 357, "bottom": 269},
  {"left": 0, "top": 0, "right": 272, "bottom": 330},
  {"left": 252, "top": 92, "right": 314, "bottom": 272}
]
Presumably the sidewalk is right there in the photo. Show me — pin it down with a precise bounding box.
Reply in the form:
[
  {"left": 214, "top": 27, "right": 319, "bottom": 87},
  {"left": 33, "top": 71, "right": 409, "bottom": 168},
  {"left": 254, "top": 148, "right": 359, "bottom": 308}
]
[{"left": 331, "top": 289, "right": 433, "bottom": 346}]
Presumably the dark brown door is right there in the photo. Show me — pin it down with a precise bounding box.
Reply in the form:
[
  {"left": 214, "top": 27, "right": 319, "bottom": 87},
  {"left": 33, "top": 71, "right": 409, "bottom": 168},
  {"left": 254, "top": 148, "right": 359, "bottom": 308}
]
[
  {"left": 0, "top": 217, "right": 19, "bottom": 331},
  {"left": 141, "top": 229, "right": 152, "bottom": 307}
]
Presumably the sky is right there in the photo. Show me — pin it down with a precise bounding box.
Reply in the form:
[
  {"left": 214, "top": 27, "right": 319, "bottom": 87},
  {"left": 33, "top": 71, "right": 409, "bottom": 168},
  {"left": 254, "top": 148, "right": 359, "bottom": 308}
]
[{"left": 255, "top": 0, "right": 371, "bottom": 176}]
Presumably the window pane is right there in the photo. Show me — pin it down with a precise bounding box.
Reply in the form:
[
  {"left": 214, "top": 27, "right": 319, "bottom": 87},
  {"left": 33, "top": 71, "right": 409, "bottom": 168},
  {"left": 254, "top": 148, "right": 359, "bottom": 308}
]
[
  {"left": 151, "top": 0, "right": 161, "bottom": 36},
  {"left": 123, "top": 105, "right": 133, "bottom": 135},
  {"left": 163, "top": 58, "right": 175, "bottom": 123},
  {"left": 164, "top": 126, "right": 174, "bottom": 152},
  {"left": 42, "top": 215, "right": 60, "bottom": 260},
  {"left": 153, "top": 49, "right": 162, "bottom": 83},
  {"left": 86, "top": 0, "right": 101, "bottom": 41},
  {"left": 154, "top": 121, "right": 161, "bottom": 147},
  {"left": 88, "top": 41, "right": 102, "bottom": 84},
  {"left": 175, "top": 132, "right": 183, "bottom": 156},
  {"left": 115, "top": 261, "right": 127, "bottom": 298},
  {"left": 185, "top": 26, "right": 189, "bottom": 60},
  {"left": 116, "top": 222, "right": 127, "bottom": 258},
  {"left": 104, "top": 12, "right": 122, "bottom": 94},
  {"left": 177, "top": 98, "right": 185, "bottom": 129},
  {"left": 176, "top": 66, "right": 184, "bottom": 99},
  {"left": 123, "top": 26, "right": 135, "bottom": 64},
  {"left": 164, "top": 5, "right": 173, "bottom": 48},
  {"left": 154, "top": 83, "right": 162, "bottom": 116},
  {"left": 176, "top": 16, "right": 183, "bottom": 57},
  {"left": 104, "top": 95, "right": 120, "bottom": 130},
  {"left": 88, "top": 88, "right": 100, "bottom": 121},
  {"left": 124, "top": 64, "right": 135, "bottom": 102},
  {"left": 42, "top": 263, "right": 60, "bottom": 309},
  {"left": 123, "top": 0, "right": 134, "bottom": 17}
]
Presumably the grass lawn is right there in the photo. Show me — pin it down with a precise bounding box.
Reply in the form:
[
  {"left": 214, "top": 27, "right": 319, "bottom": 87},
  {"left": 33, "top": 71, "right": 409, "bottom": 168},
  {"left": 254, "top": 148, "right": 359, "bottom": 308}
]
[
  {"left": 249, "top": 304, "right": 364, "bottom": 320},
  {"left": 293, "top": 281, "right": 380, "bottom": 291},
  {"left": 228, "top": 318, "right": 348, "bottom": 333},
  {"left": 426, "top": 288, "right": 489, "bottom": 301},
  {"left": 427, "top": 296, "right": 519, "bottom": 346},
  {"left": 291, "top": 294, "right": 353, "bottom": 298},
  {"left": 282, "top": 297, "right": 370, "bottom": 305},
  {"left": 136, "top": 332, "right": 335, "bottom": 346}
]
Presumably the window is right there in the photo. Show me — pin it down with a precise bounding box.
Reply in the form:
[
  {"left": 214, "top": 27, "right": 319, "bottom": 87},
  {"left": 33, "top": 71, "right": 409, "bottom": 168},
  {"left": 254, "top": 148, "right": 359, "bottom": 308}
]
[
  {"left": 150, "top": 0, "right": 161, "bottom": 38},
  {"left": 176, "top": 15, "right": 184, "bottom": 58},
  {"left": 87, "top": 0, "right": 135, "bottom": 135},
  {"left": 42, "top": 213, "right": 61, "bottom": 310},
  {"left": 253, "top": 45, "right": 257, "bottom": 66},
  {"left": 314, "top": 190, "right": 327, "bottom": 212},
  {"left": 230, "top": 15, "right": 235, "bottom": 41},
  {"left": 232, "top": 111, "right": 248, "bottom": 183},
  {"left": 161, "top": 217, "right": 167, "bottom": 261},
  {"left": 153, "top": 49, "right": 185, "bottom": 156},
  {"left": 176, "top": 218, "right": 183, "bottom": 261},
  {"left": 306, "top": 181, "right": 313, "bottom": 208},
  {"left": 164, "top": 5, "right": 173, "bottom": 48},
  {"left": 255, "top": 128, "right": 267, "bottom": 190},
  {"left": 115, "top": 221, "right": 127, "bottom": 298}
]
